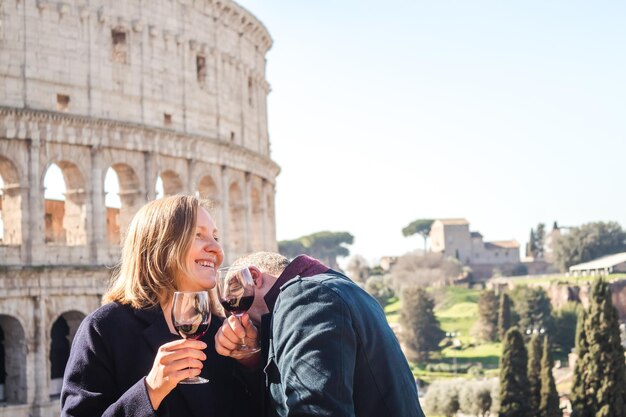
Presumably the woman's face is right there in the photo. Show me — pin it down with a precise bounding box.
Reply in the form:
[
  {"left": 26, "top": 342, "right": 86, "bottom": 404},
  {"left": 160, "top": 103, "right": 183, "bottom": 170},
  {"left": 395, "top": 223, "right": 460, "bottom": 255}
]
[{"left": 178, "top": 207, "right": 224, "bottom": 292}]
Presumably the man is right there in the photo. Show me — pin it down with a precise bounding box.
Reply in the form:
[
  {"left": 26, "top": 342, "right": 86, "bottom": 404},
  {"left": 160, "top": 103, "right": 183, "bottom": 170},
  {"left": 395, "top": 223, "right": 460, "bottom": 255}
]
[{"left": 215, "top": 252, "right": 425, "bottom": 417}]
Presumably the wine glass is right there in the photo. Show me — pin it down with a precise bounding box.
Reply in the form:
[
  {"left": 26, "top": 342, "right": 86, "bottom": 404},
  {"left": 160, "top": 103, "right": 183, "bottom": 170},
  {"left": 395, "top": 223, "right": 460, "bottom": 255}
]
[
  {"left": 171, "top": 291, "right": 211, "bottom": 384},
  {"left": 216, "top": 265, "right": 261, "bottom": 358}
]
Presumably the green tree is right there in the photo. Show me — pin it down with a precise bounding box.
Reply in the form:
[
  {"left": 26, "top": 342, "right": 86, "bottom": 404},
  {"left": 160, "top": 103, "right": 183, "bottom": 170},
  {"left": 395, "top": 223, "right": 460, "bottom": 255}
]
[
  {"left": 474, "top": 290, "right": 499, "bottom": 342},
  {"left": 553, "top": 221, "right": 626, "bottom": 271},
  {"left": 539, "top": 337, "right": 560, "bottom": 417},
  {"left": 527, "top": 228, "right": 537, "bottom": 258},
  {"left": 400, "top": 286, "right": 444, "bottom": 362},
  {"left": 552, "top": 302, "right": 578, "bottom": 356},
  {"left": 527, "top": 333, "right": 543, "bottom": 417},
  {"left": 278, "top": 239, "right": 306, "bottom": 258},
  {"left": 584, "top": 278, "right": 626, "bottom": 416},
  {"left": 402, "top": 219, "right": 434, "bottom": 252},
  {"left": 535, "top": 223, "right": 546, "bottom": 259},
  {"left": 278, "top": 231, "right": 354, "bottom": 269},
  {"left": 570, "top": 308, "right": 592, "bottom": 417},
  {"left": 364, "top": 275, "right": 394, "bottom": 306},
  {"left": 498, "top": 292, "right": 511, "bottom": 341},
  {"left": 527, "top": 223, "right": 546, "bottom": 259},
  {"left": 499, "top": 328, "right": 531, "bottom": 417},
  {"left": 512, "top": 287, "right": 555, "bottom": 338}
]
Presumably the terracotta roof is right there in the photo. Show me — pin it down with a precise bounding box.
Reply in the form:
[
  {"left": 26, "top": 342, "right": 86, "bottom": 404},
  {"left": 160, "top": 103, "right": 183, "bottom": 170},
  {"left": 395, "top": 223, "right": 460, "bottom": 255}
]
[
  {"left": 437, "top": 218, "right": 469, "bottom": 226},
  {"left": 485, "top": 240, "right": 519, "bottom": 249}
]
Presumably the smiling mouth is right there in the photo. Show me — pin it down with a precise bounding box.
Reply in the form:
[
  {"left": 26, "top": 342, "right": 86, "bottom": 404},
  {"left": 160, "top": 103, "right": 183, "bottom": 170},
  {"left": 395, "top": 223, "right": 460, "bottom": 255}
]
[{"left": 195, "top": 260, "right": 215, "bottom": 268}]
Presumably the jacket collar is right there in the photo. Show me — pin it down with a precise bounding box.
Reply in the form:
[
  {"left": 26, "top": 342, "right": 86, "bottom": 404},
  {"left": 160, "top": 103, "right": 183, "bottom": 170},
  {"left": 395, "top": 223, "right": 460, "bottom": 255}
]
[{"left": 263, "top": 255, "right": 329, "bottom": 313}]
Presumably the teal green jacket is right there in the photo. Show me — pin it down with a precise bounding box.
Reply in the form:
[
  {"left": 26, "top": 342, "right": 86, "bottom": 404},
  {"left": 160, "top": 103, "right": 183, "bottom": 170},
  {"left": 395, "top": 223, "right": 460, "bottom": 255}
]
[{"left": 262, "top": 270, "right": 425, "bottom": 417}]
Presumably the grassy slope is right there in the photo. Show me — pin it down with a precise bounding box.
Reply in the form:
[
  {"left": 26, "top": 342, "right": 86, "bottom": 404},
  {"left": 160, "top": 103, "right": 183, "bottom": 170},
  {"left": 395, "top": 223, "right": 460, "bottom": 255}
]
[{"left": 386, "top": 273, "right": 625, "bottom": 383}]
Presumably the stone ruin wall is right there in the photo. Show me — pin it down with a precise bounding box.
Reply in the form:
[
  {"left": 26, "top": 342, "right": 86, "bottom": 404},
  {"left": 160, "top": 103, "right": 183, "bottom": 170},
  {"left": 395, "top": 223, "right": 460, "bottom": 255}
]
[{"left": 0, "top": 1, "right": 278, "bottom": 415}]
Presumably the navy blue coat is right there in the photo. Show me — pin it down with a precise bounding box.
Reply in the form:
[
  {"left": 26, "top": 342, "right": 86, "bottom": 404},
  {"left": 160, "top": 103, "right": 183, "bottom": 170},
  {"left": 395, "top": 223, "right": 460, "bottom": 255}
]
[
  {"left": 262, "top": 271, "right": 426, "bottom": 417},
  {"left": 61, "top": 302, "right": 257, "bottom": 417}
]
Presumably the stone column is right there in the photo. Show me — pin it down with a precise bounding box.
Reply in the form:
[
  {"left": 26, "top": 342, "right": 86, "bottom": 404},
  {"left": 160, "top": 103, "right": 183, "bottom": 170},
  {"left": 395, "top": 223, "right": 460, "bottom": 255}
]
[
  {"left": 220, "top": 166, "right": 230, "bottom": 263},
  {"left": 63, "top": 189, "right": 88, "bottom": 246},
  {"left": 266, "top": 183, "right": 277, "bottom": 251},
  {"left": 90, "top": 146, "right": 105, "bottom": 263},
  {"left": 244, "top": 172, "right": 251, "bottom": 253},
  {"left": 118, "top": 189, "right": 143, "bottom": 241},
  {"left": 32, "top": 295, "right": 48, "bottom": 413},
  {"left": 27, "top": 137, "right": 44, "bottom": 265},
  {"left": 2, "top": 184, "right": 25, "bottom": 245},
  {"left": 186, "top": 158, "right": 194, "bottom": 195},
  {"left": 144, "top": 151, "right": 156, "bottom": 201},
  {"left": 260, "top": 179, "right": 269, "bottom": 250}
]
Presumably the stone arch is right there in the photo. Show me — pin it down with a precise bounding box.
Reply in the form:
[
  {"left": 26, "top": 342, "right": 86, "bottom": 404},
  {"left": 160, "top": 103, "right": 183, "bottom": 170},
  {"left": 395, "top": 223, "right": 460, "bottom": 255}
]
[
  {"left": 49, "top": 310, "right": 85, "bottom": 397},
  {"left": 228, "top": 182, "right": 246, "bottom": 258},
  {"left": 250, "top": 186, "right": 264, "bottom": 251},
  {"left": 0, "top": 155, "right": 23, "bottom": 245},
  {"left": 107, "top": 163, "right": 142, "bottom": 244},
  {"left": 0, "top": 315, "right": 26, "bottom": 404},
  {"left": 197, "top": 175, "right": 219, "bottom": 200},
  {"left": 159, "top": 170, "right": 184, "bottom": 197},
  {"left": 196, "top": 175, "right": 223, "bottom": 223},
  {"left": 43, "top": 160, "right": 88, "bottom": 246}
]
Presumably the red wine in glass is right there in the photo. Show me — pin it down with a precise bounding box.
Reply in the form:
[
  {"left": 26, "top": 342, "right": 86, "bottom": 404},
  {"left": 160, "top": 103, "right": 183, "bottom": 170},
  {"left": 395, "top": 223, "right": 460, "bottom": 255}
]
[
  {"left": 173, "top": 322, "right": 210, "bottom": 340},
  {"left": 171, "top": 291, "right": 211, "bottom": 384},
  {"left": 220, "top": 295, "right": 254, "bottom": 316},
  {"left": 217, "top": 266, "right": 261, "bottom": 358}
]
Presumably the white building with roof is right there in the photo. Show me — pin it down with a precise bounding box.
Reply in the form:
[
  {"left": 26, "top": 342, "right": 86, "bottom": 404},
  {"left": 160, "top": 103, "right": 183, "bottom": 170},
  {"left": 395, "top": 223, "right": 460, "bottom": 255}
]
[{"left": 569, "top": 252, "right": 626, "bottom": 276}]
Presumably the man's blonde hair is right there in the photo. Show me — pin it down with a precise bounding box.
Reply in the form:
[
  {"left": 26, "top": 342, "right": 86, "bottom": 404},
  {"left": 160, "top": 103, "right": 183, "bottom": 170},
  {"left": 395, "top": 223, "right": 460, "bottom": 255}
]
[
  {"left": 232, "top": 251, "right": 290, "bottom": 277},
  {"left": 103, "top": 195, "right": 220, "bottom": 313}
]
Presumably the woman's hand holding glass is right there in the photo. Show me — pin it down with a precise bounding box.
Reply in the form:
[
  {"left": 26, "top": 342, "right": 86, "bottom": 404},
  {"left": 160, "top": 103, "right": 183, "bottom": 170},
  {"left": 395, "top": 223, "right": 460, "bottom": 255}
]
[{"left": 145, "top": 338, "right": 208, "bottom": 410}]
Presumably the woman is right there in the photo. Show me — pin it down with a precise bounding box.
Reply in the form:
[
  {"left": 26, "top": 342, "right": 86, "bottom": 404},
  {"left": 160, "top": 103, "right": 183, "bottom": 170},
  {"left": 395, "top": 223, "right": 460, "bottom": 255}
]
[{"left": 61, "top": 195, "right": 259, "bottom": 417}]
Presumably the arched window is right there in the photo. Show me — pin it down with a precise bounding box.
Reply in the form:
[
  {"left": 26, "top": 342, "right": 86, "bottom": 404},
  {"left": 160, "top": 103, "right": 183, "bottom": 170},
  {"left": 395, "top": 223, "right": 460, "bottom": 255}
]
[
  {"left": 49, "top": 317, "right": 69, "bottom": 397},
  {"left": 43, "top": 163, "right": 66, "bottom": 244},
  {"left": 104, "top": 167, "right": 121, "bottom": 244},
  {"left": 159, "top": 170, "right": 184, "bottom": 197},
  {"left": 0, "top": 315, "right": 26, "bottom": 404},
  {"left": 44, "top": 162, "right": 87, "bottom": 245},
  {"left": 155, "top": 176, "right": 164, "bottom": 200},
  {"left": 105, "top": 164, "right": 142, "bottom": 244},
  {"left": 49, "top": 311, "right": 85, "bottom": 398},
  {"left": 197, "top": 175, "right": 221, "bottom": 215}
]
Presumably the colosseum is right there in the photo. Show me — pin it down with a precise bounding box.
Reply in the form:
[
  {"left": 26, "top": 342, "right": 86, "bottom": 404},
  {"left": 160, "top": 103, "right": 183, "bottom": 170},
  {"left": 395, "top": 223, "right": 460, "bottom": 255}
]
[{"left": 0, "top": 1, "right": 278, "bottom": 415}]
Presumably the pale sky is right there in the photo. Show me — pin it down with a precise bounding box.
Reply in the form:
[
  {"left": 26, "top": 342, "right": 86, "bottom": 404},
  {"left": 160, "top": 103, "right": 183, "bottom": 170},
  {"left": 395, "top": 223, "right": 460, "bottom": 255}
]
[{"left": 233, "top": 0, "right": 626, "bottom": 265}]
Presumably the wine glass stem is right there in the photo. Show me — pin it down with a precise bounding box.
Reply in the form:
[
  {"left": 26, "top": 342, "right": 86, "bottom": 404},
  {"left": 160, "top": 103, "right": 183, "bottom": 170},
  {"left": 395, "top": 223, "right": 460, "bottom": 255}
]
[{"left": 235, "top": 314, "right": 246, "bottom": 347}]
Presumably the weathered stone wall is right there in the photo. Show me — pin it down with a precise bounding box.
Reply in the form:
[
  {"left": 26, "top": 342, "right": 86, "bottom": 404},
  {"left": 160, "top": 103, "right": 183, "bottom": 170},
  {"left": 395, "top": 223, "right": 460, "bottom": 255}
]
[
  {"left": 0, "top": 1, "right": 278, "bottom": 415},
  {"left": 500, "top": 278, "right": 626, "bottom": 320}
]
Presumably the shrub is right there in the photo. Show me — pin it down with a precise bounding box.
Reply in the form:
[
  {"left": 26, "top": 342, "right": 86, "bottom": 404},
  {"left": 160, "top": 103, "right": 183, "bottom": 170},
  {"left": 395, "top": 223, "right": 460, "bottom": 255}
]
[
  {"left": 424, "top": 378, "right": 498, "bottom": 417},
  {"left": 364, "top": 275, "right": 394, "bottom": 306},
  {"left": 423, "top": 379, "right": 460, "bottom": 417}
]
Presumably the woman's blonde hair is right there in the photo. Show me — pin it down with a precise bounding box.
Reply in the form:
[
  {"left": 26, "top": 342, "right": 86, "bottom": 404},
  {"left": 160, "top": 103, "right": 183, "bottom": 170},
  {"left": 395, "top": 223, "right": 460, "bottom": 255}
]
[{"left": 103, "top": 195, "right": 221, "bottom": 313}]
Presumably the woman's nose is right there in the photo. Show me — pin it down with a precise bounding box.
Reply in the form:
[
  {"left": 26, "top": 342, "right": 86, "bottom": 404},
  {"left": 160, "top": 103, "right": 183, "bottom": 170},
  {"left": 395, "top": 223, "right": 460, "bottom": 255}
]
[{"left": 204, "top": 238, "right": 222, "bottom": 253}]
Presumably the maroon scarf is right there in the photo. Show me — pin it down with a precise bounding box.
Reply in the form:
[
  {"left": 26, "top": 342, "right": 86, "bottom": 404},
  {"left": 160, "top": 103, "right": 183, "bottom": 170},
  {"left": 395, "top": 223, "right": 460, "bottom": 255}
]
[{"left": 263, "top": 255, "right": 329, "bottom": 312}]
